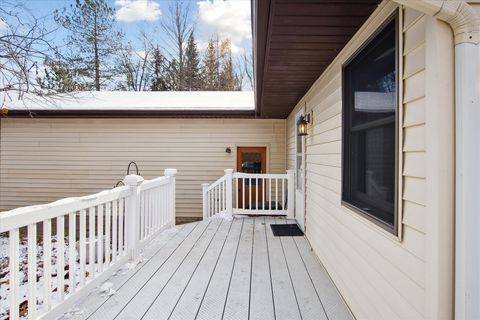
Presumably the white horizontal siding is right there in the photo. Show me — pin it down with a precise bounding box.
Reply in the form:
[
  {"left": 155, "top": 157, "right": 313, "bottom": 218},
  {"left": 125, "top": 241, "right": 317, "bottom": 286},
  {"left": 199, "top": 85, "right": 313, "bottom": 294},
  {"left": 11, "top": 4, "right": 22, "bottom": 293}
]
[
  {"left": 0, "top": 118, "right": 286, "bottom": 218},
  {"left": 286, "top": 3, "right": 430, "bottom": 319}
]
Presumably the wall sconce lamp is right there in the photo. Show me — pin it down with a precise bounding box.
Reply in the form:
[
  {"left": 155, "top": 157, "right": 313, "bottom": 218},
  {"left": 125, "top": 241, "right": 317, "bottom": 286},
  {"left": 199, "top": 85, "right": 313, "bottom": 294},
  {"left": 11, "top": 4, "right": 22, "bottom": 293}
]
[{"left": 297, "top": 113, "right": 311, "bottom": 136}]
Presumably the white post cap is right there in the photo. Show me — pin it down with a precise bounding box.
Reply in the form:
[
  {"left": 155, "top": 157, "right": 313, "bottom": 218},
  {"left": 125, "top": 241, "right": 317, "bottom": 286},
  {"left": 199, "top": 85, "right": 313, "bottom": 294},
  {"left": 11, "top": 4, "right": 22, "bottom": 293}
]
[
  {"left": 224, "top": 168, "right": 234, "bottom": 174},
  {"left": 123, "top": 174, "right": 144, "bottom": 186},
  {"left": 164, "top": 168, "right": 178, "bottom": 176}
]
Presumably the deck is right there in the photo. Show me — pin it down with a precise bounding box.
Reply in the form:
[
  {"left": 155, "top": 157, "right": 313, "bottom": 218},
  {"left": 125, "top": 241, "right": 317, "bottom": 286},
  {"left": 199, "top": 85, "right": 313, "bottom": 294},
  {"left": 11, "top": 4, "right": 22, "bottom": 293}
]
[{"left": 65, "top": 216, "right": 352, "bottom": 320}]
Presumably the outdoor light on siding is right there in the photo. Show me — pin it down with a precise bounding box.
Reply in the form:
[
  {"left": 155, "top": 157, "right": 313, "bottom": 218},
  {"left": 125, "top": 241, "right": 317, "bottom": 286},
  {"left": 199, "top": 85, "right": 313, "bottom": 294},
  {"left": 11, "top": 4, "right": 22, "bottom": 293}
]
[{"left": 297, "top": 113, "right": 311, "bottom": 136}]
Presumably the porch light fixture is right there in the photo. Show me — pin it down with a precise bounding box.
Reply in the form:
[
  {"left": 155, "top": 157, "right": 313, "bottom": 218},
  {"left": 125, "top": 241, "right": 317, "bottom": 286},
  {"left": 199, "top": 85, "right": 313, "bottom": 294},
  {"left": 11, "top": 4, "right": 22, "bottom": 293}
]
[{"left": 297, "top": 113, "right": 311, "bottom": 136}]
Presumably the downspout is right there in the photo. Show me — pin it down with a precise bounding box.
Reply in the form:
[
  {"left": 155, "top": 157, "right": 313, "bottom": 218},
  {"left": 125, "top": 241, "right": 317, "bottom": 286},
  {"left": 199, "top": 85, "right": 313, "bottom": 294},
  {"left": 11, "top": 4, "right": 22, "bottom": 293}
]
[{"left": 392, "top": 1, "right": 480, "bottom": 319}]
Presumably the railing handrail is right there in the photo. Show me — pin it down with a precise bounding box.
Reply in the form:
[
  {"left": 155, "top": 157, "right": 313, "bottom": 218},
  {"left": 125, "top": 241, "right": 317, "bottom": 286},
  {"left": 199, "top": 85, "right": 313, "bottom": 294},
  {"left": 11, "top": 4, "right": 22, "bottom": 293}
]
[
  {"left": 233, "top": 172, "right": 288, "bottom": 179},
  {"left": 138, "top": 176, "right": 171, "bottom": 192},
  {"left": 0, "top": 185, "right": 132, "bottom": 233},
  {"left": 207, "top": 175, "right": 227, "bottom": 192}
]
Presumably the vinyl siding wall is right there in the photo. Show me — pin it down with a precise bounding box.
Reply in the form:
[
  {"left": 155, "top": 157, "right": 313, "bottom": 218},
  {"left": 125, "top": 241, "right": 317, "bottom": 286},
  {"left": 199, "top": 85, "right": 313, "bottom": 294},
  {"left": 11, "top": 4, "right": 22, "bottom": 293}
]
[
  {"left": 0, "top": 118, "right": 286, "bottom": 218},
  {"left": 287, "top": 2, "right": 454, "bottom": 319}
]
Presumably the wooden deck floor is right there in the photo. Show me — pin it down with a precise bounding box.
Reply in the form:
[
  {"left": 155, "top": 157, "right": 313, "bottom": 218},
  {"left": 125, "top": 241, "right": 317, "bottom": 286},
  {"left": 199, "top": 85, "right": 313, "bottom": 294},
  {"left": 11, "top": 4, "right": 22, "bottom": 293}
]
[{"left": 67, "top": 216, "right": 352, "bottom": 320}]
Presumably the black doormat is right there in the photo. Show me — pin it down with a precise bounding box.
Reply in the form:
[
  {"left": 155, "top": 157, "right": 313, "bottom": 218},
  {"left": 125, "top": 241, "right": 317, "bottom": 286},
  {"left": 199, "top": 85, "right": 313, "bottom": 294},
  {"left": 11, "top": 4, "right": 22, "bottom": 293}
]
[{"left": 270, "top": 224, "right": 304, "bottom": 237}]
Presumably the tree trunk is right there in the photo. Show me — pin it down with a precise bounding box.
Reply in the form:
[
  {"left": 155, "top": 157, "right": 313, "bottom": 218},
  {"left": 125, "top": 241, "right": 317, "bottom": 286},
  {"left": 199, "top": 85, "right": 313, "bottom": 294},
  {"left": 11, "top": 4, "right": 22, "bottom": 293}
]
[{"left": 94, "top": 10, "right": 100, "bottom": 91}]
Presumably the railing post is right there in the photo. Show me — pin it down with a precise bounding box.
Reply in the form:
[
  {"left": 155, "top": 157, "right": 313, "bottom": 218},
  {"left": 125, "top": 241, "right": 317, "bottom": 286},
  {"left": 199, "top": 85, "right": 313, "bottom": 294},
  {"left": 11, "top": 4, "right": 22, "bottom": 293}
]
[
  {"left": 224, "top": 169, "right": 234, "bottom": 218},
  {"left": 164, "top": 168, "right": 177, "bottom": 227},
  {"left": 286, "top": 170, "right": 295, "bottom": 219},
  {"left": 202, "top": 183, "right": 209, "bottom": 220},
  {"left": 123, "top": 174, "right": 144, "bottom": 260}
]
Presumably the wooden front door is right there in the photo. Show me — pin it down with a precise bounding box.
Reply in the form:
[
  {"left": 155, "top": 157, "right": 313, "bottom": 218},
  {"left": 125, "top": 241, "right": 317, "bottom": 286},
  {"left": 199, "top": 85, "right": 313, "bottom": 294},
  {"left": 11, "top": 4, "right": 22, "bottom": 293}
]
[{"left": 237, "top": 147, "right": 267, "bottom": 209}]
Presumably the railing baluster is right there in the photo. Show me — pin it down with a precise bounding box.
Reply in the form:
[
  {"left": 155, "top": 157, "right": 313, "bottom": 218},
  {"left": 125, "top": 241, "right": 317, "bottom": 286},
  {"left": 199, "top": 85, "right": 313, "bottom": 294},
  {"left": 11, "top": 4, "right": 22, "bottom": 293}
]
[
  {"left": 88, "top": 207, "right": 95, "bottom": 278},
  {"left": 256, "top": 178, "right": 259, "bottom": 210},
  {"left": 262, "top": 177, "right": 265, "bottom": 210},
  {"left": 215, "top": 186, "right": 218, "bottom": 214},
  {"left": 68, "top": 212, "right": 76, "bottom": 293},
  {"left": 159, "top": 186, "right": 163, "bottom": 227},
  {"left": 43, "top": 219, "right": 52, "bottom": 312},
  {"left": 282, "top": 178, "right": 285, "bottom": 211},
  {"left": 242, "top": 177, "right": 245, "bottom": 209},
  {"left": 119, "top": 199, "right": 124, "bottom": 257},
  {"left": 79, "top": 209, "right": 86, "bottom": 287},
  {"left": 57, "top": 215, "right": 65, "bottom": 302},
  {"left": 152, "top": 190, "right": 156, "bottom": 231},
  {"left": 158, "top": 188, "right": 162, "bottom": 228},
  {"left": 28, "top": 223, "right": 37, "bottom": 319},
  {"left": 249, "top": 178, "right": 252, "bottom": 210},
  {"left": 209, "top": 190, "right": 212, "bottom": 216},
  {"left": 112, "top": 200, "right": 118, "bottom": 263},
  {"left": 148, "top": 190, "right": 153, "bottom": 235},
  {"left": 105, "top": 202, "right": 111, "bottom": 269},
  {"left": 140, "top": 192, "right": 145, "bottom": 240},
  {"left": 269, "top": 178, "right": 272, "bottom": 210},
  {"left": 235, "top": 177, "right": 238, "bottom": 209},
  {"left": 144, "top": 191, "right": 149, "bottom": 237},
  {"left": 9, "top": 228, "right": 19, "bottom": 319},
  {"left": 221, "top": 181, "right": 224, "bottom": 211},
  {"left": 97, "top": 205, "right": 103, "bottom": 273},
  {"left": 275, "top": 178, "right": 279, "bottom": 211}
]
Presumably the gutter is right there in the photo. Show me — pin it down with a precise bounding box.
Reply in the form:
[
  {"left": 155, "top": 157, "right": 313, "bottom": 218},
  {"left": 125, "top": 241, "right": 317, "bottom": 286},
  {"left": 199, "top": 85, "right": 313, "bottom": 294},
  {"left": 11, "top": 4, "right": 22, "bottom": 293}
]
[
  {"left": 393, "top": 1, "right": 480, "bottom": 319},
  {"left": 2, "top": 109, "right": 257, "bottom": 119}
]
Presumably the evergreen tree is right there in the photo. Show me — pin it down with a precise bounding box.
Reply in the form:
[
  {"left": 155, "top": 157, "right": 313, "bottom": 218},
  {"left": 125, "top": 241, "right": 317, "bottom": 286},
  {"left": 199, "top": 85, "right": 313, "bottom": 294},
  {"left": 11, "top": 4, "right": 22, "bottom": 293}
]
[
  {"left": 202, "top": 38, "right": 219, "bottom": 90},
  {"left": 37, "top": 58, "right": 81, "bottom": 93},
  {"left": 55, "top": 0, "right": 123, "bottom": 91},
  {"left": 150, "top": 47, "right": 169, "bottom": 91},
  {"left": 219, "top": 39, "right": 240, "bottom": 90},
  {"left": 184, "top": 32, "right": 202, "bottom": 91}
]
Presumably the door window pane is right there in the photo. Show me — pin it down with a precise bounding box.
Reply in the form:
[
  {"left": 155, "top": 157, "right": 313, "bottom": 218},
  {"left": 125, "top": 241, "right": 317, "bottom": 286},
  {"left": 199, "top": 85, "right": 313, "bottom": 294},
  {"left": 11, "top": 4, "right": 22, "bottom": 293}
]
[{"left": 241, "top": 152, "right": 262, "bottom": 173}]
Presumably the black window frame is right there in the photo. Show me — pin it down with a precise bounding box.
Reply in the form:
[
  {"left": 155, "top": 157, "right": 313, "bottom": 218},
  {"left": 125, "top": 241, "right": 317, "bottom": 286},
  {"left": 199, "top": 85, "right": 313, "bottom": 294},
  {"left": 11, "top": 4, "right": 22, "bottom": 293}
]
[{"left": 341, "top": 11, "right": 399, "bottom": 235}]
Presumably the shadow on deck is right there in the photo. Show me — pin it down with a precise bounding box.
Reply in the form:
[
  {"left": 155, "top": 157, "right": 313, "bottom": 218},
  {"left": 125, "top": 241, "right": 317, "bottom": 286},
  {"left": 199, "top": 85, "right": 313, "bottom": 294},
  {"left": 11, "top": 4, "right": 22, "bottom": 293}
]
[{"left": 65, "top": 216, "right": 352, "bottom": 320}]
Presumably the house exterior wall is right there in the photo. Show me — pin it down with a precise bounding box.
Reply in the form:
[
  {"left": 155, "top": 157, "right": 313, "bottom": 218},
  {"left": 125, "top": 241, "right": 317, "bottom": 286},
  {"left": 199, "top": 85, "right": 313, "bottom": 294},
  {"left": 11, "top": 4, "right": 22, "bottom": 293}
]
[
  {"left": 0, "top": 118, "right": 286, "bottom": 218},
  {"left": 287, "top": 2, "right": 455, "bottom": 319}
]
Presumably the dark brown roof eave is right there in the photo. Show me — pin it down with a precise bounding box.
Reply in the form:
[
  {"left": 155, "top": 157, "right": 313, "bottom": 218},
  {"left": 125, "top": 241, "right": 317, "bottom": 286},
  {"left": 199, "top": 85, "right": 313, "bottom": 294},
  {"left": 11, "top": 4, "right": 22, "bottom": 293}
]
[{"left": 2, "top": 109, "right": 258, "bottom": 119}]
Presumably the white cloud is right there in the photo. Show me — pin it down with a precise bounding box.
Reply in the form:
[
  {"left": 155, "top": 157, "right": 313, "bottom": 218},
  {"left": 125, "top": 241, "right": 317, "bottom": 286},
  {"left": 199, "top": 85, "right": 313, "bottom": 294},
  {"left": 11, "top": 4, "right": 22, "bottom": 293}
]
[
  {"left": 115, "top": 0, "right": 161, "bottom": 23},
  {"left": 197, "top": 0, "right": 251, "bottom": 53},
  {"left": 0, "top": 19, "right": 8, "bottom": 31}
]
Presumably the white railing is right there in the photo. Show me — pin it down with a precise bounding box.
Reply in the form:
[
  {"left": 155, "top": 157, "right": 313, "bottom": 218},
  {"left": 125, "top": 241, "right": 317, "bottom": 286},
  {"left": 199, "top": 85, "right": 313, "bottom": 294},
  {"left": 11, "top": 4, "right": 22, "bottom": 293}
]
[
  {"left": 202, "top": 169, "right": 294, "bottom": 219},
  {"left": 0, "top": 169, "right": 177, "bottom": 320}
]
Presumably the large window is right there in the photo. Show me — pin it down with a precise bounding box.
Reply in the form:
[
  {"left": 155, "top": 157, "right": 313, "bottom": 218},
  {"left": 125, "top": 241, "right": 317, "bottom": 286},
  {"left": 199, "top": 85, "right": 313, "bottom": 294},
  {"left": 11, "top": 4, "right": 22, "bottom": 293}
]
[{"left": 342, "top": 14, "right": 398, "bottom": 233}]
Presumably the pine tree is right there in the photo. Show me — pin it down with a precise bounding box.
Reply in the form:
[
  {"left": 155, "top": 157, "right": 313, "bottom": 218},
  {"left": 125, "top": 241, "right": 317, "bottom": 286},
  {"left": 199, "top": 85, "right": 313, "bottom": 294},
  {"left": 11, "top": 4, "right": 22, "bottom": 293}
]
[
  {"left": 37, "top": 58, "right": 81, "bottom": 93},
  {"left": 55, "top": 0, "right": 123, "bottom": 91},
  {"left": 203, "top": 38, "right": 219, "bottom": 90},
  {"left": 184, "top": 32, "right": 202, "bottom": 91},
  {"left": 150, "top": 47, "right": 169, "bottom": 91},
  {"left": 219, "top": 39, "right": 240, "bottom": 91}
]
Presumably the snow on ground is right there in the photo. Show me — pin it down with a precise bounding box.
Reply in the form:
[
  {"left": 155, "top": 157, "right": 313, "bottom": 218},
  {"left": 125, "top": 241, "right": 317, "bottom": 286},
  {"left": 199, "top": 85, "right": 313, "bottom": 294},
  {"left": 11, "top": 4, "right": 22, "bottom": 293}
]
[
  {"left": 0, "top": 235, "right": 96, "bottom": 319},
  {"left": 0, "top": 224, "right": 180, "bottom": 319}
]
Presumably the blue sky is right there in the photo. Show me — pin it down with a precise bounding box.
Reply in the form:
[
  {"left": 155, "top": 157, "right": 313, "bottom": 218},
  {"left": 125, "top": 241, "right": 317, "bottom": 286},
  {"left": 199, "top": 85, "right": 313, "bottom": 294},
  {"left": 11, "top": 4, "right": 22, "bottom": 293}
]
[{"left": 18, "top": 0, "right": 252, "bottom": 59}]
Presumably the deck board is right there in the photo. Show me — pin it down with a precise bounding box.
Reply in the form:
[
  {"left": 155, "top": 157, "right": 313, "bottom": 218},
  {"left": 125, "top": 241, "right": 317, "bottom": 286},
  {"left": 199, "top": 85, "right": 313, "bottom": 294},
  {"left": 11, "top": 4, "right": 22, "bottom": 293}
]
[
  {"left": 195, "top": 218, "right": 244, "bottom": 320},
  {"left": 249, "top": 217, "right": 275, "bottom": 320},
  {"left": 142, "top": 219, "right": 226, "bottom": 319},
  {"left": 113, "top": 219, "right": 216, "bottom": 319},
  {"left": 66, "top": 216, "right": 352, "bottom": 320},
  {"left": 223, "top": 218, "right": 254, "bottom": 320},
  {"left": 168, "top": 219, "right": 233, "bottom": 320},
  {"left": 278, "top": 217, "right": 328, "bottom": 320},
  {"left": 69, "top": 224, "right": 189, "bottom": 320},
  {"left": 265, "top": 217, "right": 302, "bottom": 320}
]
